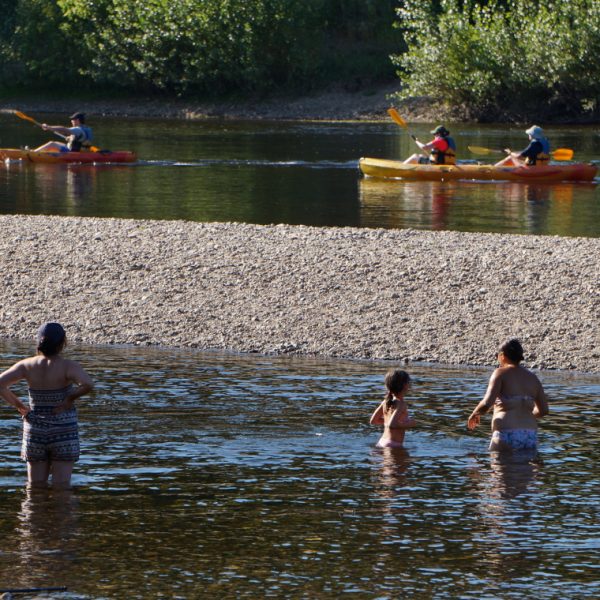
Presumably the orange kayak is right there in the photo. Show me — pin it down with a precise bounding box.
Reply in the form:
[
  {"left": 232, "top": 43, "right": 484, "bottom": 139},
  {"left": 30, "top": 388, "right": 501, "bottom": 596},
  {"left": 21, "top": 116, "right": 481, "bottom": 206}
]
[
  {"left": 0, "top": 148, "right": 136, "bottom": 164},
  {"left": 359, "top": 157, "right": 598, "bottom": 182}
]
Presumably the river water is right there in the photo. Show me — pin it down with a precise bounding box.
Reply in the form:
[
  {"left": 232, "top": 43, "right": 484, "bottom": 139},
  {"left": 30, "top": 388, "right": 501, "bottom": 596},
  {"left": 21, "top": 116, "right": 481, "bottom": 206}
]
[
  {"left": 1, "top": 115, "right": 599, "bottom": 237},
  {"left": 0, "top": 115, "right": 598, "bottom": 598},
  {"left": 0, "top": 340, "right": 598, "bottom": 599}
]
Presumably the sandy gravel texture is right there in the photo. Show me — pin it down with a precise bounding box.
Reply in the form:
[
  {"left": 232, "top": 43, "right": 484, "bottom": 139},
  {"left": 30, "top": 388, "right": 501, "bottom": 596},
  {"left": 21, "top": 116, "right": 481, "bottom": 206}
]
[{"left": 0, "top": 215, "right": 597, "bottom": 373}]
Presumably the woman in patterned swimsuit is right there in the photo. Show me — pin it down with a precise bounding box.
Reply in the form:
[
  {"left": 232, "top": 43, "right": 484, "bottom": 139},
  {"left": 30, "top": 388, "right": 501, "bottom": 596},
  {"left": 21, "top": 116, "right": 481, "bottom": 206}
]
[
  {"left": 467, "top": 339, "right": 549, "bottom": 451},
  {"left": 0, "top": 323, "right": 93, "bottom": 488}
]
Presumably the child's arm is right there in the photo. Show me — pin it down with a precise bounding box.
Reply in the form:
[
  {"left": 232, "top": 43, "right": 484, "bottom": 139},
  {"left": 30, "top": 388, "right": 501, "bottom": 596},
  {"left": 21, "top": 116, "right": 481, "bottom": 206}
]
[
  {"left": 388, "top": 404, "right": 415, "bottom": 429},
  {"left": 370, "top": 401, "right": 385, "bottom": 425}
]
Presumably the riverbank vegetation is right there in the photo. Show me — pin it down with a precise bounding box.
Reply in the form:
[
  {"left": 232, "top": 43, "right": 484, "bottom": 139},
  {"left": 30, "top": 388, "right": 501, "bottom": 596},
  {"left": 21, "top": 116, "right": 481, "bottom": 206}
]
[
  {"left": 394, "top": 0, "right": 600, "bottom": 121},
  {"left": 0, "top": 0, "right": 401, "bottom": 96},
  {"left": 0, "top": 0, "right": 598, "bottom": 122}
]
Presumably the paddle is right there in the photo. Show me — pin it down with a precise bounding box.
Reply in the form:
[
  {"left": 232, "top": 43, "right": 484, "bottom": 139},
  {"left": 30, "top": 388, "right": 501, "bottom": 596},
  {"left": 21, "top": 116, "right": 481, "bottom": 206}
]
[
  {"left": 387, "top": 108, "right": 428, "bottom": 157},
  {"left": 14, "top": 110, "right": 99, "bottom": 151},
  {"left": 468, "top": 145, "right": 574, "bottom": 161}
]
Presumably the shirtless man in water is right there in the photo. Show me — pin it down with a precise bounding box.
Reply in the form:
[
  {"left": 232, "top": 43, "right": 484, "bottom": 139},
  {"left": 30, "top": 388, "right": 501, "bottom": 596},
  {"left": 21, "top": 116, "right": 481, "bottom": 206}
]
[{"left": 468, "top": 338, "right": 549, "bottom": 451}]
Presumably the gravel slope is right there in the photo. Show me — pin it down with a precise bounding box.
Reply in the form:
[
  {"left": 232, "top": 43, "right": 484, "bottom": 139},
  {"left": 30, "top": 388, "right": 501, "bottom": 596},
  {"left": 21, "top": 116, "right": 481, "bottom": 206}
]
[{"left": 0, "top": 215, "right": 597, "bottom": 372}]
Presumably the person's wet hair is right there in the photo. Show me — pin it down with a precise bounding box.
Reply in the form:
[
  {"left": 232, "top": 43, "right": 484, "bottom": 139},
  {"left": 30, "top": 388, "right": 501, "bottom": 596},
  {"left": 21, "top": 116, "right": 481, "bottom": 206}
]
[
  {"left": 499, "top": 338, "right": 524, "bottom": 364},
  {"left": 384, "top": 369, "right": 411, "bottom": 409},
  {"left": 36, "top": 322, "right": 66, "bottom": 357}
]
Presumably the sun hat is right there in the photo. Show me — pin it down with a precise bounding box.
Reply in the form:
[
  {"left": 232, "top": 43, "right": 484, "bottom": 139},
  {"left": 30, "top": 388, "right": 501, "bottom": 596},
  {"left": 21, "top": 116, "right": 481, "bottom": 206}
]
[
  {"left": 525, "top": 125, "right": 543, "bottom": 138},
  {"left": 431, "top": 125, "right": 449, "bottom": 136},
  {"left": 37, "top": 322, "right": 66, "bottom": 346}
]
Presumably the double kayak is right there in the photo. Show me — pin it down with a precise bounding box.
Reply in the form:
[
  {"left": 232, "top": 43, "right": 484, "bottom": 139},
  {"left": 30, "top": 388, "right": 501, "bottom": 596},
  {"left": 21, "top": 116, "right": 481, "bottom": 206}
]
[
  {"left": 359, "top": 157, "right": 598, "bottom": 183},
  {"left": 0, "top": 148, "right": 136, "bottom": 164}
]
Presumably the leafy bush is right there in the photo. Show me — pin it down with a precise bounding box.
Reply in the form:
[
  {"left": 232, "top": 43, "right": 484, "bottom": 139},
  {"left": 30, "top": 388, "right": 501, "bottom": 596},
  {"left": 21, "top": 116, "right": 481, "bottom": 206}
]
[
  {"left": 0, "top": 0, "right": 401, "bottom": 96},
  {"left": 392, "top": 0, "right": 600, "bottom": 120}
]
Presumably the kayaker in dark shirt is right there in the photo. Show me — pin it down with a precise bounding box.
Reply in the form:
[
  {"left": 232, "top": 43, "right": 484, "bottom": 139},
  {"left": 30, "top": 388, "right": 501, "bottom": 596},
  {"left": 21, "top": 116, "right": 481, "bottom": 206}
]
[
  {"left": 34, "top": 112, "right": 93, "bottom": 153},
  {"left": 496, "top": 125, "right": 551, "bottom": 166}
]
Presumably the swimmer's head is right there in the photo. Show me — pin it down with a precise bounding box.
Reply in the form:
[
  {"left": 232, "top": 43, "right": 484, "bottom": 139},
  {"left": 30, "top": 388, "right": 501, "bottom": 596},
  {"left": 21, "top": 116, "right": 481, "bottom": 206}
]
[
  {"left": 384, "top": 369, "right": 411, "bottom": 406},
  {"left": 498, "top": 338, "right": 524, "bottom": 364},
  {"left": 37, "top": 322, "right": 66, "bottom": 357}
]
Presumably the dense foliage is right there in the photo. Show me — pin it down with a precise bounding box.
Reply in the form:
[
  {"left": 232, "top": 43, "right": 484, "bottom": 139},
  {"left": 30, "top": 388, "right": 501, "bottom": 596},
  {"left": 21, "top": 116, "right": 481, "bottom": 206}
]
[
  {"left": 2, "top": 0, "right": 599, "bottom": 120},
  {"left": 392, "top": 0, "right": 600, "bottom": 120},
  {"left": 0, "top": 0, "right": 401, "bottom": 95}
]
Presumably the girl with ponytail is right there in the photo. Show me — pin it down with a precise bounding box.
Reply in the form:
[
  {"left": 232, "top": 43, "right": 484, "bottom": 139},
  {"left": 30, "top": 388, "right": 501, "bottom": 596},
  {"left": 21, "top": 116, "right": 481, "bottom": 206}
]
[{"left": 370, "top": 369, "right": 416, "bottom": 448}]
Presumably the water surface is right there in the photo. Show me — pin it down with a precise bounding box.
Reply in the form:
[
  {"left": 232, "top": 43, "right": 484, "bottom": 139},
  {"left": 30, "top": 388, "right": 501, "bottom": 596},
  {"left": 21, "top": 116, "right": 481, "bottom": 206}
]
[
  {"left": 1, "top": 116, "right": 599, "bottom": 237},
  {"left": 0, "top": 341, "right": 597, "bottom": 598}
]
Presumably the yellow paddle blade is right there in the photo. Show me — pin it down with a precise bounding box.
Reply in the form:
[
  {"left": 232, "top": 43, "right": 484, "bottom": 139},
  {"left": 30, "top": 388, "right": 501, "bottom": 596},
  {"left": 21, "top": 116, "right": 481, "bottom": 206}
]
[
  {"left": 14, "top": 110, "right": 41, "bottom": 127},
  {"left": 552, "top": 148, "right": 573, "bottom": 161},
  {"left": 468, "top": 145, "right": 503, "bottom": 155},
  {"left": 387, "top": 108, "right": 408, "bottom": 129}
]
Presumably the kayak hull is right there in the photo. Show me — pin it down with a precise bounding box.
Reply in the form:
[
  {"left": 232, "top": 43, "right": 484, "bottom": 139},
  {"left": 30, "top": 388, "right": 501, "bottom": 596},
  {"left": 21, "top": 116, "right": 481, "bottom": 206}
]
[
  {"left": 359, "top": 157, "right": 598, "bottom": 182},
  {"left": 0, "top": 148, "right": 136, "bottom": 164}
]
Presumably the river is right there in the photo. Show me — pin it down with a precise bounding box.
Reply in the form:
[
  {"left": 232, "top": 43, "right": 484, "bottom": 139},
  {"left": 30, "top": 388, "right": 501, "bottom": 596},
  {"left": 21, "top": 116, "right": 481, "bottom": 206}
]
[
  {"left": 0, "top": 115, "right": 598, "bottom": 598},
  {"left": 0, "top": 341, "right": 598, "bottom": 598},
  {"left": 1, "top": 115, "right": 599, "bottom": 236}
]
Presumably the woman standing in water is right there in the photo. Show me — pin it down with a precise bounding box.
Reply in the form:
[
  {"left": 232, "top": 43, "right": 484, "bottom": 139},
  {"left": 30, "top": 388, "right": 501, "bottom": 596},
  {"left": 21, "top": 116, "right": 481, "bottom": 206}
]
[
  {"left": 0, "top": 323, "right": 93, "bottom": 487},
  {"left": 370, "top": 369, "right": 416, "bottom": 448},
  {"left": 468, "top": 339, "right": 549, "bottom": 451}
]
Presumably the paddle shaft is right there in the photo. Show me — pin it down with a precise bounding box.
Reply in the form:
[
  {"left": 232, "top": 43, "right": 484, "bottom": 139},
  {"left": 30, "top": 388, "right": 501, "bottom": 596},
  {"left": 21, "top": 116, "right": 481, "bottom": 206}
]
[
  {"left": 468, "top": 145, "right": 573, "bottom": 161},
  {"left": 387, "top": 108, "right": 427, "bottom": 156}
]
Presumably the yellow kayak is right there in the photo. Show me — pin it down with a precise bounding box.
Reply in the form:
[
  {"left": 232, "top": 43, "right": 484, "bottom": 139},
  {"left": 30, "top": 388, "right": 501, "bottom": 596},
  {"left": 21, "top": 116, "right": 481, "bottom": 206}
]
[{"left": 359, "top": 157, "right": 598, "bottom": 183}]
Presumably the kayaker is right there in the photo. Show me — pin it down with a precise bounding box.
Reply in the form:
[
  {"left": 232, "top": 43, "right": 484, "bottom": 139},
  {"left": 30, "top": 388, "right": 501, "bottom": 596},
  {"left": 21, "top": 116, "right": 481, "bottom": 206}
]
[
  {"left": 34, "top": 112, "right": 93, "bottom": 153},
  {"left": 403, "top": 125, "right": 457, "bottom": 165},
  {"left": 495, "top": 125, "right": 550, "bottom": 167}
]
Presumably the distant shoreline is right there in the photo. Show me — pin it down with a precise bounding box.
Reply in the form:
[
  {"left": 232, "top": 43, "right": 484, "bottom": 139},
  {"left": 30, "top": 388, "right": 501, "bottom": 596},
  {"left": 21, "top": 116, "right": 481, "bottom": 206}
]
[
  {"left": 0, "top": 84, "right": 401, "bottom": 122},
  {"left": 0, "top": 215, "right": 597, "bottom": 373},
  {"left": 2, "top": 85, "right": 598, "bottom": 124}
]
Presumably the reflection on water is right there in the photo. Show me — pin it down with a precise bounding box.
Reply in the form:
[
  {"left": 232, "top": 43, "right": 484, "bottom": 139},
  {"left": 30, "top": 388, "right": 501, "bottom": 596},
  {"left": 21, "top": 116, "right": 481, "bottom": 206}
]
[
  {"left": 359, "top": 178, "right": 600, "bottom": 236},
  {"left": 12, "top": 487, "right": 80, "bottom": 591},
  {"left": 0, "top": 339, "right": 598, "bottom": 597},
  {"left": 1, "top": 115, "right": 599, "bottom": 237}
]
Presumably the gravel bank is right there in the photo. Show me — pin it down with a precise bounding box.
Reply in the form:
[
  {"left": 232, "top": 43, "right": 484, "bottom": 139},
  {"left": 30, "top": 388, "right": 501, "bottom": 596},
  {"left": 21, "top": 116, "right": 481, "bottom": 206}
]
[{"left": 0, "top": 215, "right": 597, "bottom": 373}]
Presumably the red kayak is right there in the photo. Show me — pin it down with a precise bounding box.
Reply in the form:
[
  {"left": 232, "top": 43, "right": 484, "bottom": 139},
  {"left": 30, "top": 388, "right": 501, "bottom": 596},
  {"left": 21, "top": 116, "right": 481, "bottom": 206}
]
[{"left": 0, "top": 148, "right": 137, "bottom": 164}]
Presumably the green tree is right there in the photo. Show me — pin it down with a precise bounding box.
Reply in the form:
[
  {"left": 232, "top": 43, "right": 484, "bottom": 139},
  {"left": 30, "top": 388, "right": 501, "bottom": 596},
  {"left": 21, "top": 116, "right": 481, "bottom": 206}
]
[{"left": 392, "top": 0, "right": 600, "bottom": 120}]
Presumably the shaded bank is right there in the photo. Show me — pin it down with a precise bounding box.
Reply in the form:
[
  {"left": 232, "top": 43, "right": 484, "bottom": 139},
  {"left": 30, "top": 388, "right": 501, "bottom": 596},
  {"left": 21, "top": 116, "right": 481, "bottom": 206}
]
[
  {"left": 0, "top": 215, "right": 597, "bottom": 373},
  {"left": 1, "top": 84, "right": 598, "bottom": 123},
  {"left": 0, "top": 84, "right": 401, "bottom": 122}
]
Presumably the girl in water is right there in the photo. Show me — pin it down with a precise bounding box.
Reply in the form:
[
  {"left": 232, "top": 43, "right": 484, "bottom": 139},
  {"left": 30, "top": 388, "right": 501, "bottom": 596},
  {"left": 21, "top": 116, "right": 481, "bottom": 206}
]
[
  {"left": 0, "top": 323, "right": 93, "bottom": 488},
  {"left": 370, "top": 369, "right": 416, "bottom": 448},
  {"left": 468, "top": 338, "right": 549, "bottom": 451}
]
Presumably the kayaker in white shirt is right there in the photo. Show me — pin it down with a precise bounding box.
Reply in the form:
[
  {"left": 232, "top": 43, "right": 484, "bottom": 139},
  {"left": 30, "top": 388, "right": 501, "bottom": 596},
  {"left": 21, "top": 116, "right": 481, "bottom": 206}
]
[{"left": 34, "top": 112, "right": 93, "bottom": 153}]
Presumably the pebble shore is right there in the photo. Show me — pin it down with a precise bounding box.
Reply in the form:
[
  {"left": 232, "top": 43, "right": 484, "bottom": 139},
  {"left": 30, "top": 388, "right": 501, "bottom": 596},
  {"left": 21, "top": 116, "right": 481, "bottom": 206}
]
[{"left": 0, "top": 214, "right": 598, "bottom": 373}]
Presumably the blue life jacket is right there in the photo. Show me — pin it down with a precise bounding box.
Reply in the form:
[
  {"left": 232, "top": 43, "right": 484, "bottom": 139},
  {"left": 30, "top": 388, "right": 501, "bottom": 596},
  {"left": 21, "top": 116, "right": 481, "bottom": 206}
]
[
  {"left": 68, "top": 125, "right": 93, "bottom": 151},
  {"left": 522, "top": 137, "right": 550, "bottom": 165}
]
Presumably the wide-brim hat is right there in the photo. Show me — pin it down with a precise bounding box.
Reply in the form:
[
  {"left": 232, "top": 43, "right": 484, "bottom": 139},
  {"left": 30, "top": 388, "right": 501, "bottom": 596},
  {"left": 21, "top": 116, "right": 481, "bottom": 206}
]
[{"left": 525, "top": 125, "right": 543, "bottom": 138}]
